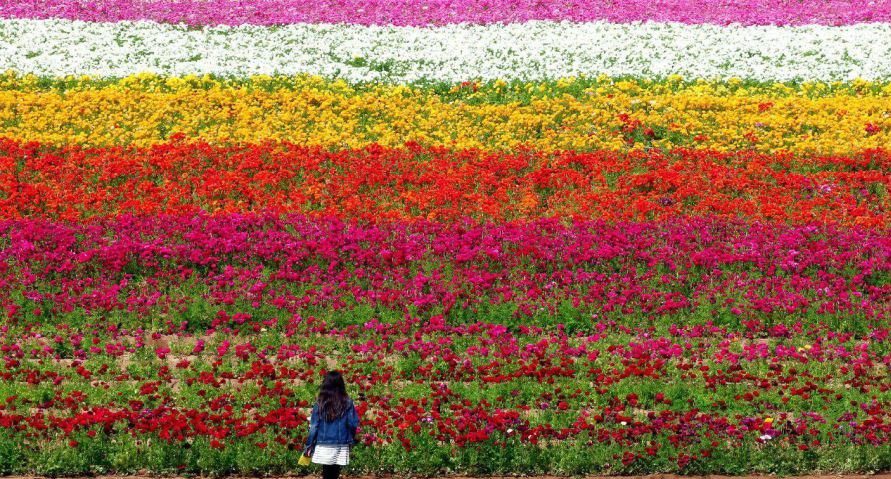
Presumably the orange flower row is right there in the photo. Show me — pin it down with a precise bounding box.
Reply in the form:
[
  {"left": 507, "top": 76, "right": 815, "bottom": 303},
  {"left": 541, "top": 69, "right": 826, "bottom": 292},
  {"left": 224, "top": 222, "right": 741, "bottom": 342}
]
[{"left": 0, "top": 138, "right": 887, "bottom": 225}]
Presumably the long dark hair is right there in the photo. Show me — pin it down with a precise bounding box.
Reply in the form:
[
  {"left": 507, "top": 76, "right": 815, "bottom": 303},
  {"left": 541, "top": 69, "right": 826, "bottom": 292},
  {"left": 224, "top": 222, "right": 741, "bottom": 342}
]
[{"left": 317, "top": 371, "right": 350, "bottom": 421}]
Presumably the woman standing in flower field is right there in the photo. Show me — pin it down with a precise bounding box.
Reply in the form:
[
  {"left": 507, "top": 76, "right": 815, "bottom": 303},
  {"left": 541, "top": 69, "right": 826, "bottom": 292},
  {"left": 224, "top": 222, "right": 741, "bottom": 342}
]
[{"left": 305, "top": 371, "right": 361, "bottom": 479}]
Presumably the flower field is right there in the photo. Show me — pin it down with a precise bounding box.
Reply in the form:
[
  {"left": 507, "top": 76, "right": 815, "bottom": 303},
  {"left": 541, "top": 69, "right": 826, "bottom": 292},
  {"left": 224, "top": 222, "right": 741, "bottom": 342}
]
[{"left": 0, "top": 1, "right": 889, "bottom": 477}]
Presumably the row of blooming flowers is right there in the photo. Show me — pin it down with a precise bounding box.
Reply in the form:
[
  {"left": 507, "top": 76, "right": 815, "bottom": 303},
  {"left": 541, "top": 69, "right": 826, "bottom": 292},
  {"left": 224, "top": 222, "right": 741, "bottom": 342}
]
[
  {"left": 1, "top": 74, "right": 889, "bottom": 153},
  {"left": 2, "top": 215, "right": 887, "bottom": 335},
  {"left": 0, "top": 139, "right": 887, "bottom": 226},
  {"left": 2, "top": 0, "right": 890, "bottom": 26},
  {"left": 3, "top": 321, "right": 890, "bottom": 475},
  {"left": 0, "top": 215, "right": 889, "bottom": 474},
  {"left": 2, "top": 19, "right": 890, "bottom": 81}
]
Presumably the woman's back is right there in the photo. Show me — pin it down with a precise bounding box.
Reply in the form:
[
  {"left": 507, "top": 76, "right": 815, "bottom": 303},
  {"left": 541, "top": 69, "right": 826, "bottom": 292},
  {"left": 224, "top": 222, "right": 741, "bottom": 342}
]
[
  {"left": 310, "top": 398, "right": 360, "bottom": 446},
  {"left": 305, "top": 371, "right": 360, "bottom": 479}
]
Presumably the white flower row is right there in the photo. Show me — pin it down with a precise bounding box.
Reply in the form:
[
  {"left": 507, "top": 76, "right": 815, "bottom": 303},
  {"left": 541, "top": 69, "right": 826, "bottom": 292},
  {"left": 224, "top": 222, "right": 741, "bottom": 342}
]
[{"left": 1, "top": 18, "right": 890, "bottom": 82}]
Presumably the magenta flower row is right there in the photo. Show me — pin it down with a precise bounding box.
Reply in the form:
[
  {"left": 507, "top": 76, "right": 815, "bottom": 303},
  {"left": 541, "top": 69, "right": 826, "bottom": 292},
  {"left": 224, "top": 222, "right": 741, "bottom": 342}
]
[
  {"left": 2, "top": 213, "right": 888, "bottom": 330},
  {"left": 1, "top": 0, "right": 890, "bottom": 26}
]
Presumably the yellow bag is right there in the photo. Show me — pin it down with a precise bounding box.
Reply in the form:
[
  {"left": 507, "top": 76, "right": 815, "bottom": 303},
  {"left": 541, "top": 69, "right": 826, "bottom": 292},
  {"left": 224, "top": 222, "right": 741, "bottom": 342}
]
[{"left": 298, "top": 454, "right": 312, "bottom": 466}]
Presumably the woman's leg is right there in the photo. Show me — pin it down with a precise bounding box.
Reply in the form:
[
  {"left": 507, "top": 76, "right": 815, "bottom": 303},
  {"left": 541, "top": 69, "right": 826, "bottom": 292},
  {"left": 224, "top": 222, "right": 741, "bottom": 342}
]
[{"left": 322, "top": 465, "right": 341, "bottom": 479}]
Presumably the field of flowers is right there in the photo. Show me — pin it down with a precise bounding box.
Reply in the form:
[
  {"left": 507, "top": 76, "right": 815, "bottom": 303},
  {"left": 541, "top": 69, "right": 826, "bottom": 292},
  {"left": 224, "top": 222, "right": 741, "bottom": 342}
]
[{"left": 0, "top": 0, "right": 889, "bottom": 477}]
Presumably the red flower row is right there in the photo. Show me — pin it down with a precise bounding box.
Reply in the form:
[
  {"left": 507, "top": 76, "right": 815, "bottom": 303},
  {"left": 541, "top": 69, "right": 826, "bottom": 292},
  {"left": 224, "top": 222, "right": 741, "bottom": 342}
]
[{"left": 0, "top": 139, "right": 887, "bottom": 225}]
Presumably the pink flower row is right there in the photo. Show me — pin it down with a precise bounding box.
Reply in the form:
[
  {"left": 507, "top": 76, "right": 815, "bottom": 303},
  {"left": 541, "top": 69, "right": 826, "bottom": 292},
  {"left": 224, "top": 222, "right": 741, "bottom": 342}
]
[
  {"left": 2, "top": 214, "right": 888, "bottom": 331},
  {"left": 1, "top": 0, "right": 889, "bottom": 26}
]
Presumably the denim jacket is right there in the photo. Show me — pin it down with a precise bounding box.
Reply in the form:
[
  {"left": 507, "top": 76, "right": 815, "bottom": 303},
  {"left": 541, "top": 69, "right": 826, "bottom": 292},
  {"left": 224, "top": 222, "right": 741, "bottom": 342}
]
[{"left": 305, "top": 399, "right": 359, "bottom": 450}]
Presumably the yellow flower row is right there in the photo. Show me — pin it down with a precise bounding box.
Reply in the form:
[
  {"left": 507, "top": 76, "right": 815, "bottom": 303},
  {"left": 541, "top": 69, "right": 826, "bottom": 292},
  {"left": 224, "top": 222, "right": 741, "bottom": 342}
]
[
  {"left": 5, "top": 72, "right": 891, "bottom": 99},
  {"left": 0, "top": 77, "right": 889, "bottom": 154}
]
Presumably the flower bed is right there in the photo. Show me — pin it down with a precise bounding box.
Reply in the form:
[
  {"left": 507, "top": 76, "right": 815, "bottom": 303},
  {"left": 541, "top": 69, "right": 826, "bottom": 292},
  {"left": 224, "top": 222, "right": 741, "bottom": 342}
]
[
  {"left": 1, "top": 1, "right": 890, "bottom": 475},
  {"left": 0, "top": 140, "right": 887, "bottom": 225},
  {"left": 2, "top": 19, "right": 891, "bottom": 82},
  {"left": 1, "top": 75, "right": 889, "bottom": 153},
  {"left": 0, "top": 215, "right": 889, "bottom": 474},
  {"left": 3, "top": 0, "right": 891, "bottom": 26}
]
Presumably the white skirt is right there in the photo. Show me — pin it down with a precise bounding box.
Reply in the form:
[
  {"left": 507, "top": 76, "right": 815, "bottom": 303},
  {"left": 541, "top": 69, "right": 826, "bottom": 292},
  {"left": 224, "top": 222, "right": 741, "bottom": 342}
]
[{"left": 311, "top": 444, "right": 350, "bottom": 466}]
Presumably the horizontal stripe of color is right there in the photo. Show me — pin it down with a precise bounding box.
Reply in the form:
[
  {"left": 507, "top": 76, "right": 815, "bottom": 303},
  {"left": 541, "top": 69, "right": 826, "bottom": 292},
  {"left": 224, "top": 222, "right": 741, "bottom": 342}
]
[
  {"left": 1, "top": 139, "right": 887, "bottom": 225},
  {"left": 1, "top": 78, "right": 888, "bottom": 154},
  {"left": 2, "top": 0, "right": 890, "bottom": 26},
  {"left": 5, "top": 72, "right": 891, "bottom": 98},
  {"left": 3, "top": 214, "right": 888, "bottom": 328},
  {"left": 2, "top": 19, "right": 891, "bottom": 82}
]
